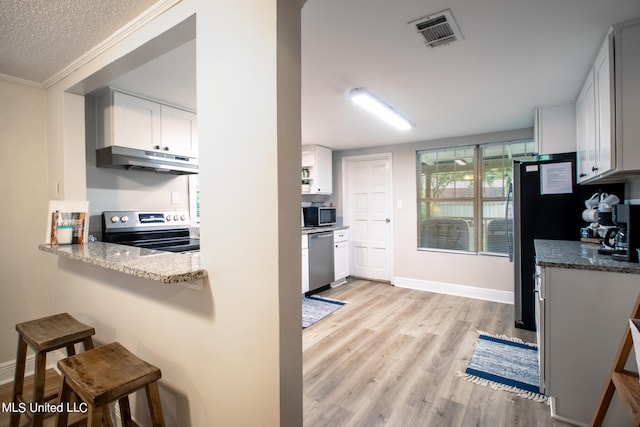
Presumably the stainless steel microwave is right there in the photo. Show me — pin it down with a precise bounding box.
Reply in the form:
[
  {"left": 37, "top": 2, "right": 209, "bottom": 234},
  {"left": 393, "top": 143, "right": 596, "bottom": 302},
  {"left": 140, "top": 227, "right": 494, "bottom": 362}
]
[{"left": 303, "top": 206, "right": 336, "bottom": 227}]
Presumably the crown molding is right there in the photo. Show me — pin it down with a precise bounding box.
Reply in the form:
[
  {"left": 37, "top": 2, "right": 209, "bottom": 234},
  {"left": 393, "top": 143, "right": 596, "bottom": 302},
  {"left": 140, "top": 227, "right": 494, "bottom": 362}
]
[
  {"left": 0, "top": 73, "right": 44, "bottom": 88},
  {"left": 43, "top": 0, "right": 182, "bottom": 89}
]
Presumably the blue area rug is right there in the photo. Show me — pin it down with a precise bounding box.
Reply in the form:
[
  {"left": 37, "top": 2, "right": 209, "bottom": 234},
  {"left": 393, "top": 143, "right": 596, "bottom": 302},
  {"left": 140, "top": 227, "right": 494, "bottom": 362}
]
[
  {"left": 460, "top": 331, "right": 547, "bottom": 402},
  {"left": 302, "top": 296, "right": 345, "bottom": 329}
]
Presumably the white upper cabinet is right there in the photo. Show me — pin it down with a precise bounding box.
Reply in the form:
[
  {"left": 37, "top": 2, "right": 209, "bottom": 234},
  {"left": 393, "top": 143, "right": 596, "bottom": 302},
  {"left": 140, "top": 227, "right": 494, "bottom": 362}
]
[
  {"left": 301, "top": 145, "right": 332, "bottom": 194},
  {"left": 102, "top": 91, "right": 161, "bottom": 151},
  {"left": 160, "top": 104, "right": 198, "bottom": 157},
  {"left": 593, "top": 36, "right": 614, "bottom": 177},
  {"left": 576, "top": 19, "right": 640, "bottom": 183},
  {"left": 97, "top": 89, "right": 198, "bottom": 158},
  {"left": 576, "top": 68, "right": 597, "bottom": 182},
  {"left": 535, "top": 103, "right": 576, "bottom": 155}
]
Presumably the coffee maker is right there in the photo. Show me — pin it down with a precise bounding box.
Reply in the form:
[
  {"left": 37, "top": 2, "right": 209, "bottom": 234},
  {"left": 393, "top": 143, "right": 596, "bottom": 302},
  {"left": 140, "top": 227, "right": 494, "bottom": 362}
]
[{"left": 611, "top": 204, "right": 640, "bottom": 263}]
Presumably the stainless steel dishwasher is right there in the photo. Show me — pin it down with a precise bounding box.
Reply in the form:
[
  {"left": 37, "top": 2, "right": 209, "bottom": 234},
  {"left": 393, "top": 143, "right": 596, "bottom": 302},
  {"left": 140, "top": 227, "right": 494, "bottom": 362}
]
[{"left": 308, "top": 231, "right": 334, "bottom": 293}]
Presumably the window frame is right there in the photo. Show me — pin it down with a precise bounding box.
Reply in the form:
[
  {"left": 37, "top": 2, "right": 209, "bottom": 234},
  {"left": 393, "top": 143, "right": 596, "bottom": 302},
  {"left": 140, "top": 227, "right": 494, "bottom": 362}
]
[{"left": 416, "top": 139, "right": 534, "bottom": 256}]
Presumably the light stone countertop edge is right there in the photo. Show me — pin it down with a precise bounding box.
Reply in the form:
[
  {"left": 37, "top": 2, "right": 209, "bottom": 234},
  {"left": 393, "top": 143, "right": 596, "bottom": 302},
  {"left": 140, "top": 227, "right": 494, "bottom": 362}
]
[
  {"left": 534, "top": 239, "right": 640, "bottom": 274},
  {"left": 301, "top": 225, "right": 349, "bottom": 235},
  {"left": 39, "top": 242, "right": 207, "bottom": 286}
]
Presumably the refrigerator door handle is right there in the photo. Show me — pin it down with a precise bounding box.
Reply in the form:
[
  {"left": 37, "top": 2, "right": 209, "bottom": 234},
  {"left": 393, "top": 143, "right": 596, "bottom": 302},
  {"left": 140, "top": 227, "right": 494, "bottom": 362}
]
[{"left": 506, "top": 182, "right": 514, "bottom": 261}]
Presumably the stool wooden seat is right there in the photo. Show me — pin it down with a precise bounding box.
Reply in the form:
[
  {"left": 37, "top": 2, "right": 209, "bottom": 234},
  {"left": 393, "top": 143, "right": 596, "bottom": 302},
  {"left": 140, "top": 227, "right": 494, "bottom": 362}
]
[
  {"left": 11, "top": 312, "right": 95, "bottom": 427},
  {"left": 56, "top": 342, "right": 166, "bottom": 427}
]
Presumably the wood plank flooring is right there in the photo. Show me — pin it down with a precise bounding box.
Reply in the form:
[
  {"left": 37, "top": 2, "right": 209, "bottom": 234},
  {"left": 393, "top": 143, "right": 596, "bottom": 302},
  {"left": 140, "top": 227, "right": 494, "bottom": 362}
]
[
  {"left": 1, "top": 279, "right": 574, "bottom": 426},
  {"left": 304, "top": 279, "right": 574, "bottom": 427},
  {"left": 0, "top": 369, "right": 87, "bottom": 427}
]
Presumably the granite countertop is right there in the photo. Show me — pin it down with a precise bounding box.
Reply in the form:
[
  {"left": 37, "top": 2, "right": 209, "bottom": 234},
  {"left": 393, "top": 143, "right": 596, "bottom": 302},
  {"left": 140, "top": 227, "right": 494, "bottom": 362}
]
[
  {"left": 534, "top": 239, "right": 640, "bottom": 274},
  {"left": 39, "top": 242, "right": 207, "bottom": 286},
  {"left": 301, "top": 225, "right": 349, "bottom": 235}
]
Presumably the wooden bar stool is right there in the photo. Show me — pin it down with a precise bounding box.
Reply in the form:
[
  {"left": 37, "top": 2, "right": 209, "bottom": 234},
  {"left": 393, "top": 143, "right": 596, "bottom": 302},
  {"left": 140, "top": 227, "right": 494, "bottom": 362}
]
[
  {"left": 56, "top": 342, "right": 166, "bottom": 427},
  {"left": 591, "top": 293, "right": 640, "bottom": 426},
  {"left": 10, "top": 312, "right": 95, "bottom": 427}
]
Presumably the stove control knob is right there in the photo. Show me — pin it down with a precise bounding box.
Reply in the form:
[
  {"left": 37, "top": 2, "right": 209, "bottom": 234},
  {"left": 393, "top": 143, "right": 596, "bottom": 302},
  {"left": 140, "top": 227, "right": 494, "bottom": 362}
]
[
  {"left": 180, "top": 214, "right": 186, "bottom": 221},
  {"left": 166, "top": 215, "right": 172, "bottom": 221},
  {"left": 173, "top": 215, "right": 179, "bottom": 221},
  {"left": 120, "top": 216, "right": 129, "bottom": 223},
  {"left": 110, "top": 216, "right": 120, "bottom": 224}
]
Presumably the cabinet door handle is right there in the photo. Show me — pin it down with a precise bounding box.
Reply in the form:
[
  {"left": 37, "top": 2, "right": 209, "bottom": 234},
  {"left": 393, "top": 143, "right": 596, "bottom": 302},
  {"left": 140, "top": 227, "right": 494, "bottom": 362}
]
[
  {"left": 579, "top": 173, "right": 587, "bottom": 177},
  {"left": 164, "top": 146, "right": 170, "bottom": 151},
  {"left": 154, "top": 145, "right": 161, "bottom": 150},
  {"left": 592, "top": 166, "right": 599, "bottom": 172}
]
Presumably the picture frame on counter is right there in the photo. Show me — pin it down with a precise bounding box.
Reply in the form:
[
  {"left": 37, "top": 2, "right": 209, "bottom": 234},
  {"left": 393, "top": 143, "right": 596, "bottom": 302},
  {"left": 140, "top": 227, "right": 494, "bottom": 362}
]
[{"left": 45, "top": 200, "right": 90, "bottom": 245}]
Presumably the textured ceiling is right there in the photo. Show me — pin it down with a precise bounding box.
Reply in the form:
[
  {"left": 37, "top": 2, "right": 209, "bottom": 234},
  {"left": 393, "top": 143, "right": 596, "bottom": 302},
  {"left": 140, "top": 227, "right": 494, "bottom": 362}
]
[{"left": 0, "top": 0, "right": 159, "bottom": 83}]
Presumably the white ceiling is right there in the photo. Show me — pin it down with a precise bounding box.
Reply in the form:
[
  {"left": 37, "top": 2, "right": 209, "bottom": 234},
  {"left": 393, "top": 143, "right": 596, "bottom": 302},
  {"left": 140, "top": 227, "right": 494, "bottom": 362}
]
[{"left": 2, "top": 0, "right": 640, "bottom": 151}]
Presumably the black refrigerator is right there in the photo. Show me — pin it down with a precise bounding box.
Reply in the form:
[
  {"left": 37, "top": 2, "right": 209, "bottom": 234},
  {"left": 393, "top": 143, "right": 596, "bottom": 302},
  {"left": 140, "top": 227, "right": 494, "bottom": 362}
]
[{"left": 511, "top": 152, "right": 625, "bottom": 331}]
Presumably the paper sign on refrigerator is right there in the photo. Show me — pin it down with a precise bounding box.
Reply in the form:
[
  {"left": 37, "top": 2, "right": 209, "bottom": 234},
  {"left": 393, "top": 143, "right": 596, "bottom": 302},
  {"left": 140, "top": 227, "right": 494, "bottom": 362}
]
[{"left": 540, "top": 162, "right": 573, "bottom": 195}]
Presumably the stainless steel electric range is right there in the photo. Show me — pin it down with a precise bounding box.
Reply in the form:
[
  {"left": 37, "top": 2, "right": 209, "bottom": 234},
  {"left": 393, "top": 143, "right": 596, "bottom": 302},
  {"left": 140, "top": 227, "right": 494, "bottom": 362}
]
[{"left": 102, "top": 210, "right": 200, "bottom": 253}]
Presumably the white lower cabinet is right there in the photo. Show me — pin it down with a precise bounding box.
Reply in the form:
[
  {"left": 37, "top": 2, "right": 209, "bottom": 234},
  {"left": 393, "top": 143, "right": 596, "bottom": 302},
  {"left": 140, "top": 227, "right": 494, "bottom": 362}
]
[
  {"left": 301, "top": 235, "right": 309, "bottom": 294},
  {"left": 333, "top": 229, "right": 349, "bottom": 286},
  {"left": 542, "top": 266, "right": 637, "bottom": 425}
]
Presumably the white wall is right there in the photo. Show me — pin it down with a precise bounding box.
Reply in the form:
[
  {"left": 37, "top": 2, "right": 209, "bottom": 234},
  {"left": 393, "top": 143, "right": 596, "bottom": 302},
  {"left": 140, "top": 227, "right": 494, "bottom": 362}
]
[
  {"left": 334, "top": 128, "right": 534, "bottom": 303},
  {"left": 8, "top": 0, "right": 303, "bottom": 426},
  {"left": 0, "top": 80, "right": 55, "bottom": 365}
]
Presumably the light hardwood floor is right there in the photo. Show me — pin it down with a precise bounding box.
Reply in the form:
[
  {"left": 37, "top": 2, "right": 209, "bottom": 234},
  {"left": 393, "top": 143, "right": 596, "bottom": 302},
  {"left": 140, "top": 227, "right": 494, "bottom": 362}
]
[
  {"left": 304, "top": 278, "right": 574, "bottom": 427},
  {"left": 0, "top": 369, "right": 86, "bottom": 427},
  {"left": 1, "top": 279, "right": 574, "bottom": 427}
]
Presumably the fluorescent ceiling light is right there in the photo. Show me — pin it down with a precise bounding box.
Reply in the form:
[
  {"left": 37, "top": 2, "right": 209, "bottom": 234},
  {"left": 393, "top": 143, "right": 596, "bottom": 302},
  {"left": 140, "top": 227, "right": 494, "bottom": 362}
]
[
  {"left": 348, "top": 87, "right": 413, "bottom": 131},
  {"left": 455, "top": 159, "right": 467, "bottom": 166}
]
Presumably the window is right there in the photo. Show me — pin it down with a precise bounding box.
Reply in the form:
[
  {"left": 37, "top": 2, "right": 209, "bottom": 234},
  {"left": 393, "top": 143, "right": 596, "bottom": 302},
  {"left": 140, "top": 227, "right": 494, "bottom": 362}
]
[{"left": 417, "top": 140, "right": 535, "bottom": 254}]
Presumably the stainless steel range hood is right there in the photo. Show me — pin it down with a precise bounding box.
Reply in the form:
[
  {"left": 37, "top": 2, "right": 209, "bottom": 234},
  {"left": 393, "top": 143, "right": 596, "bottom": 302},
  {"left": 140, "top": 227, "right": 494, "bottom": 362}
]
[{"left": 96, "top": 146, "right": 198, "bottom": 175}]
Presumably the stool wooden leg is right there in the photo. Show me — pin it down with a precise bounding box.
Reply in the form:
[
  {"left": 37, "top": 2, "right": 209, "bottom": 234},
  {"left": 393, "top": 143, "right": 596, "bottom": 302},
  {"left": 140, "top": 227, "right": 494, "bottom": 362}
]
[
  {"left": 65, "top": 343, "right": 76, "bottom": 356},
  {"left": 10, "top": 337, "right": 27, "bottom": 427},
  {"left": 56, "top": 379, "right": 72, "bottom": 427},
  {"left": 100, "top": 405, "right": 114, "bottom": 427},
  {"left": 31, "top": 350, "right": 47, "bottom": 426},
  {"left": 83, "top": 336, "right": 95, "bottom": 351},
  {"left": 145, "top": 382, "right": 166, "bottom": 427},
  {"left": 86, "top": 405, "right": 103, "bottom": 427},
  {"left": 118, "top": 396, "right": 133, "bottom": 426}
]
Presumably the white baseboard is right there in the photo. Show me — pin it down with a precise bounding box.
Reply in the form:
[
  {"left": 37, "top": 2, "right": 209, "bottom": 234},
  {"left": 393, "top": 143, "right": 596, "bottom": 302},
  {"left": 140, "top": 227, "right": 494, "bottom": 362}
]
[
  {"left": 0, "top": 349, "right": 66, "bottom": 386},
  {"left": 549, "top": 397, "right": 588, "bottom": 427},
  {"left": 331, "top": 277, "right": 348, "bottom": 288},
  {"left": 393, "top": 276, "right": 514, "bottom": 305}
]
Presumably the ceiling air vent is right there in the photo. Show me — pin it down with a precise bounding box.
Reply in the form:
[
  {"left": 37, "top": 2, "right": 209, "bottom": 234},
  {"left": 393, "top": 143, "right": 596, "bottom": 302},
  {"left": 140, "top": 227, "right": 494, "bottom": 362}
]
[{"left": 409, "top": 9, "right": 463, "bottom": 48}]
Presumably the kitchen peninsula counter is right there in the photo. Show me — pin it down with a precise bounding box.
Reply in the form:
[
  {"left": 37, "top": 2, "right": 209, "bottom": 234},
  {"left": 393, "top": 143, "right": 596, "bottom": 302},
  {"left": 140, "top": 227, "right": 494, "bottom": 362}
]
[
  {"left": 39, "top": 242, "right": 207, "bottom": 286},
  {"left": 534, "top": 239, "right": 640, "bottom": 274}
]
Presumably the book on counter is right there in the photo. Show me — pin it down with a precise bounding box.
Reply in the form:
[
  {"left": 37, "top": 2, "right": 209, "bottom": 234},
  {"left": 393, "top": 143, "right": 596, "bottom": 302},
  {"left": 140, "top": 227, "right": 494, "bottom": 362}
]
[{"left": 46, "top": 200, "right": 90, "bottom": 245}]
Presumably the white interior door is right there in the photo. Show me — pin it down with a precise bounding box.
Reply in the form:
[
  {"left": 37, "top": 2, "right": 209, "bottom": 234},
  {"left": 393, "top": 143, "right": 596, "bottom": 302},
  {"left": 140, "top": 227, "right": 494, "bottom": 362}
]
[{"left": 343, "top": 153, "right": 393, "bottom": 281}]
